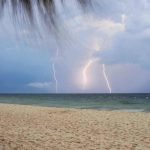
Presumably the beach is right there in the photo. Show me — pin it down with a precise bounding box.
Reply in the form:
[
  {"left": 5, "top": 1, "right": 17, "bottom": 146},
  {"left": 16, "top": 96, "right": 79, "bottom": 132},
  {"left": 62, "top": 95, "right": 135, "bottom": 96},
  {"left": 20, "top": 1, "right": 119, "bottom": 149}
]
[{"left": 0, "top": 104, "right": 150, "bottom": 150}]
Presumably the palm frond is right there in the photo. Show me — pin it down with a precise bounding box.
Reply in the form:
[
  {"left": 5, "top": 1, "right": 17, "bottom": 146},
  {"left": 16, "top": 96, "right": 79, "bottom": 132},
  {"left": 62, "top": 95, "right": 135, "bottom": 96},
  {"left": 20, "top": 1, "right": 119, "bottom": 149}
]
[{"left": 0, "top": 0, "right": 92, "bottom": 27}]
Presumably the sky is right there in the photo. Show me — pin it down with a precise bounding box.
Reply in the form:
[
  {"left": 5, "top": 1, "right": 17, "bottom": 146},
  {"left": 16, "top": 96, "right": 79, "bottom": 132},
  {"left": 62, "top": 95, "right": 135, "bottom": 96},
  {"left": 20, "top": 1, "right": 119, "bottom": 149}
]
[{"left": 0, "top": 0, "right": 150, "bottom": 93}]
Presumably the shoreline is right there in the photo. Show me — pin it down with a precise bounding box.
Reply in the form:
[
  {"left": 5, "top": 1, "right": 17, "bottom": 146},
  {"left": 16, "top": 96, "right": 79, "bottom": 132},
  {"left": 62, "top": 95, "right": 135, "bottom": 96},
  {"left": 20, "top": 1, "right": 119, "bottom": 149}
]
[
  {"left": 0, "top": 104, "right": 150, "bottom": 149},
  {"left": 0, "top": 103, "right": 148, "bottom": 113}
]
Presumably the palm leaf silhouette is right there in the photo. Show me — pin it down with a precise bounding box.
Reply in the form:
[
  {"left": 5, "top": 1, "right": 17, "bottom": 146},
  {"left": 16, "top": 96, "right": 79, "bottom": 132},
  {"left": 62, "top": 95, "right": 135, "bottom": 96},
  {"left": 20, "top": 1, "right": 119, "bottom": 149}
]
[{"left": 0, "top": 0, "right": 92, "bottom": 28}]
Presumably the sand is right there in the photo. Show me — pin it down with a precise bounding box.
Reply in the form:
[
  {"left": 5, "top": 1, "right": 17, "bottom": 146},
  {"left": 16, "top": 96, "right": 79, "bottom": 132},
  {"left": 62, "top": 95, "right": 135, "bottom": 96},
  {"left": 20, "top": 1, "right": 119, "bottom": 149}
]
[{"left": 0, "top": 104, "right": 150, "bottom": 150}]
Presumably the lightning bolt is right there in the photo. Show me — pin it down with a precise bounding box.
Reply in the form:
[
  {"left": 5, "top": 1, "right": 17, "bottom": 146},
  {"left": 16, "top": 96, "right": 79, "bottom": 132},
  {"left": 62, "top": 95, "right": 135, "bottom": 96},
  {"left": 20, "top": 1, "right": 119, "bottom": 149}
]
[
  {"left": 52, "top": 47, "right": 59, "bottom": 93},
  {"left": 52, "top": 63, "right": 58, "bottom": 93},
  {"left": 102, "top": 64, "right": 112, "bottom": 94},
  {"left": 82, "top": 59, "right": 98, "bottom": 89}
]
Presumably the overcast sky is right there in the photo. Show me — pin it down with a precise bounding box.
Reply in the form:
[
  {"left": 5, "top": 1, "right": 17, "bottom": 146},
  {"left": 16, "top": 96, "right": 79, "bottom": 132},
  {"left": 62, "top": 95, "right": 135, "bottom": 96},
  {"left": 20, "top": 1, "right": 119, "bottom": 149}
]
[{"left": 0, "top": 0, "right": 150, "bottom": 93}]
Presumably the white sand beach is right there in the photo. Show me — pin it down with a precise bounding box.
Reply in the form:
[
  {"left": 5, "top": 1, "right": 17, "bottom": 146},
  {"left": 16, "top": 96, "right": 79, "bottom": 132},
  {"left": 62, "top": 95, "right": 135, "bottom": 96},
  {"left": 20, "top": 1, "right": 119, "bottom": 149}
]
[{"left": 0, "top": 104, "right": 150, "bottom": 150}]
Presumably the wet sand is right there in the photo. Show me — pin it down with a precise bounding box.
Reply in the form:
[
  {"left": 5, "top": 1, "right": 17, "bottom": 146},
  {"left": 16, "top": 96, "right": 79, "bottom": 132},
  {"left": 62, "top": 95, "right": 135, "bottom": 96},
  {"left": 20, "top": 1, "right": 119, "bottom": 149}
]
[{"left": 0, "top": 104, "right": 150, "bottom": 150}]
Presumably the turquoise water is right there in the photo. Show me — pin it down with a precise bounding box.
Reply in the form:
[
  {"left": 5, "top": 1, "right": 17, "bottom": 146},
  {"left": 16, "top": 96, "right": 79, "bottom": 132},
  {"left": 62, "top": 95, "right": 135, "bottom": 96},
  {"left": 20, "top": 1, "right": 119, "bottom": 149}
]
[{"left": 0, "top": 94, "right": 150, "bottom": 112}]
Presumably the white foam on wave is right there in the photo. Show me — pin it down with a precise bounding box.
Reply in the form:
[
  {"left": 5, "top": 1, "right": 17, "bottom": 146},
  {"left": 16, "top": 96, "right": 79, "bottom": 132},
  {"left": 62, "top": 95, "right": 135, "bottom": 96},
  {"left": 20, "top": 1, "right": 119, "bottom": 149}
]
[{"left": 118, "top": 109, "right": 145, "bottom": 112}]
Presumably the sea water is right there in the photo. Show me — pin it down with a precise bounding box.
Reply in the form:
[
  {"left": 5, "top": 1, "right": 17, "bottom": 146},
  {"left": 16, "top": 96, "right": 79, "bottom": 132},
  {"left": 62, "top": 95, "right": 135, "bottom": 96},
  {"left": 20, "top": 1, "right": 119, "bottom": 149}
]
[{"left": 0, "top": 94, "right": 150, "bottom": 112}]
